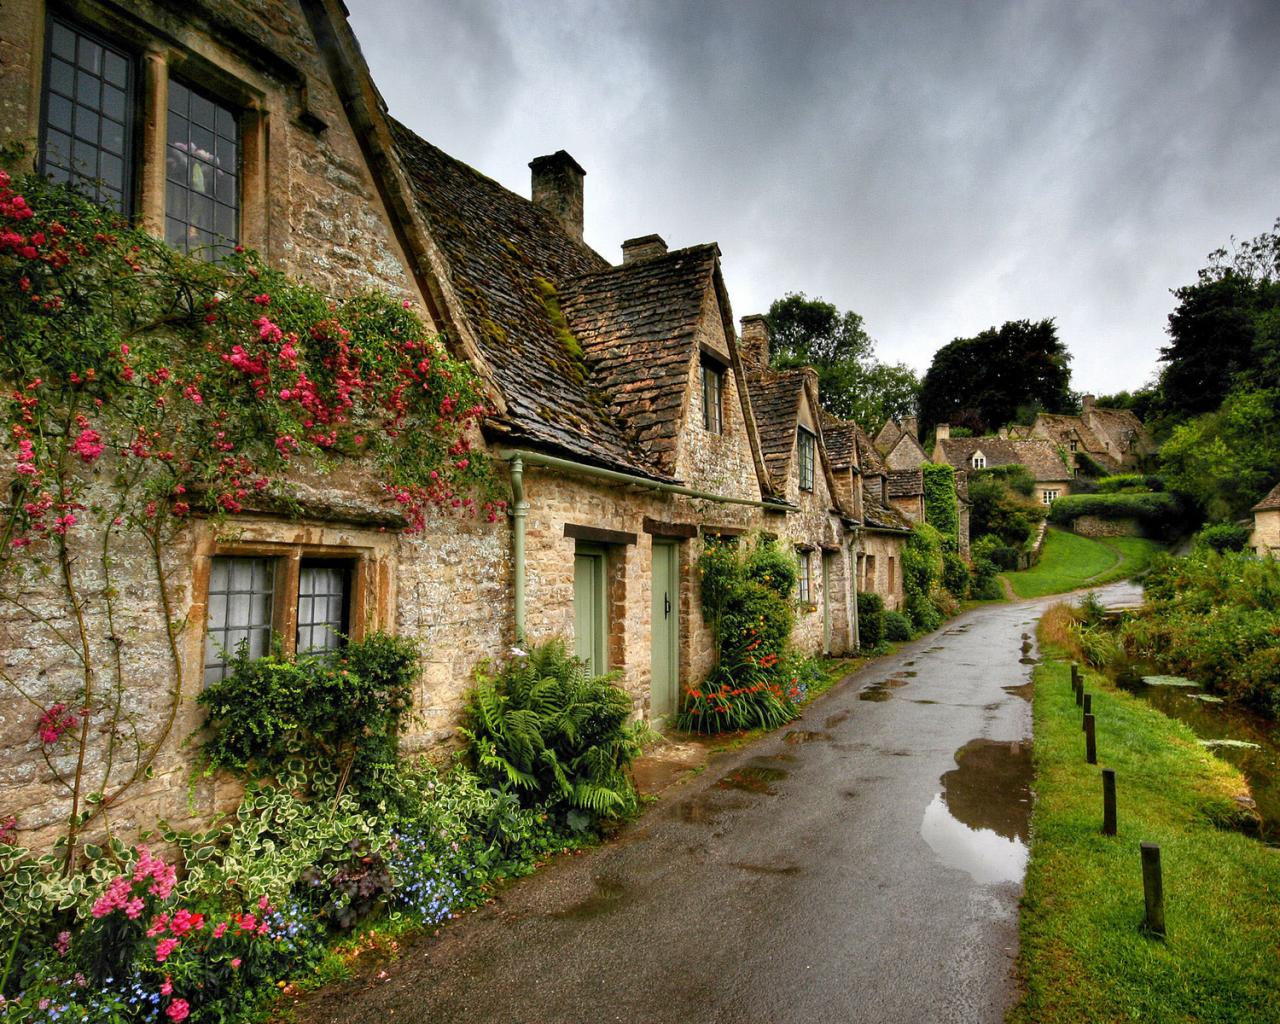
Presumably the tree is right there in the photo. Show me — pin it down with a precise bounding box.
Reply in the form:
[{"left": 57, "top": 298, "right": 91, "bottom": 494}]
[
  {"left": 918, "top": 319, "right": 1074, "bottom": 436},
  {"left": 1159, "top": 387, "right": 1280, "bottom": 522},
  {"left": 764, "top": 293, "right": 919, "bottom": 425},
  {"left": 1157, "top": 218, "right": 1280, "bottom": 420}
]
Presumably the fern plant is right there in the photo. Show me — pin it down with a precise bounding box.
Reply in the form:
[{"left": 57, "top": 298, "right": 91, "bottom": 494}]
[{"left": 462, "top": 640, "right": 643, "bottom": 824}]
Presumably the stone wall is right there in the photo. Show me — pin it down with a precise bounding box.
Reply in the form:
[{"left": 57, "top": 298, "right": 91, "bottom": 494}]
[
  {"left": 1072, "top": 515, "right": 1142, "bottom": 538},
  {"left": 1252, "top": 509, "right": 1280, "bottom": 557},
  {"left": 858, "top": 531, "right": 906, "bottom": 611}
]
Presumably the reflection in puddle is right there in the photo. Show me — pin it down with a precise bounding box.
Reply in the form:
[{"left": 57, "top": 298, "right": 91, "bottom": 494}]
[
  {"left": 784, "top": 729, "right": 832, "bottom": 744},
  {"left": 920, "top": 739, "right": 1032, "bottom": 885},
  {"left": 824, "top": 710, "right": 850, "bottom": 728},
  {"left": 859, "top": 685, "right": 892, "bottom": 702},
  {"left": 716, "top": 761, "right": 788, "bottom": 794}
]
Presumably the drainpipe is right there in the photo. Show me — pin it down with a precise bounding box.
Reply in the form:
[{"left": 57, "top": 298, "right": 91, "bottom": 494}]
[
  {"left": 849, "top": 529, "right": 861, "bottom": 651},
  {"left": 508, "top": 456, "right": 529, "bottom": 643}
]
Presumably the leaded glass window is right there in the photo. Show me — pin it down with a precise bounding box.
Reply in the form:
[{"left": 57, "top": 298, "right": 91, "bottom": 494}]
[
  {"left": 798, "top": 549, "right": 812, "bottom": 603},
  {"left": 702, "top": 362, "right": 723, "bottom": 434},
  {"left": 40, "top": 18, "right": 133, "bottom": 212},
  {"left": 166, "top": 80, "right": 239, "bottom": 257},
  {"left": 296, "top": 562, "right": 349, "bottom": 654},
  {"left": 205, "top": 557, "right": 274, "bottom": 684},
  {"left": 798, "top": 427, "right": 816, "bottom": 491}
]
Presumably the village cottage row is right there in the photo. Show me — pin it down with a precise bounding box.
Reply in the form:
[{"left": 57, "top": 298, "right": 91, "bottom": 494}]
[{"left": 0, "top": 0, "right": 931, "bottom": 850}]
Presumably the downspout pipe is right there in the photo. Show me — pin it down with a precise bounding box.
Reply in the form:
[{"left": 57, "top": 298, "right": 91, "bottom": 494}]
[
  {"left": 509, "top": 456, "right": 529, "bottom": 643},
  {"left": 502, "top": 448, "right": 793, "bottom": 512}
]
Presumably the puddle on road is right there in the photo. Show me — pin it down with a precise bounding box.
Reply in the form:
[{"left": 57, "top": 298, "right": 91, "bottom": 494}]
[
  {"left": 550, "top": 876, "right": 631, "bottom": 920},
  {"left": 860, "top": 685, "right": 893, "bottom": 702},
  {"left": 913, "top": 699, "right": 938, "bottom": 705},
  {"left": 784, "top": 729, "right": 832, "bottom": 744},
  {"left": 824, "top": 710, "right": 850, "bottom": 728},
  {"left": 1002, "top": 682, "right": 1034, "bottom": 701},
  {"left": 1019, "top": 657, "right": 1039, "bottom": 665},
  {"left": 730, "top": 861, "right": 801, "bottom": 876},
  {"left": 920, "top": 738, "right": 1032, "bottom": 886},
  {"left": 716, "top": 760, "right": 789, "bottom": 794}
]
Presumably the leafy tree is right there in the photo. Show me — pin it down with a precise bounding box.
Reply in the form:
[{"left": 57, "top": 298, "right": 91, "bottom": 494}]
[
  {"left": 918, "top": 319, "right": 1074, "bottom": 436},
  {"left": 765, "top": 292, "right": 919, "bottom": 425},
  {"left": 1157, "top": 218, "right": 1280, "bottom": 420},
  {"left": 967, "top": 467, "right": 1047, "bottom": 549},
  {"left": 1159, "top": 387, "right": 1280, "bottom": 522}
]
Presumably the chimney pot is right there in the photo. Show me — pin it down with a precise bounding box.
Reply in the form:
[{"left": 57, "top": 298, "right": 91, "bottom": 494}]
[
  {"left": 621, "top": 234, "right": 668, "bottom": 263},
  {"left": 739, "top": 314, "right": 771, "bottom": 368},
  {"left": 1082, "top": 393, "right": 1097, "bottom": 411},
  {"left": 936, "top": 423, "right": 951, "bottom": 441},
  {"left": 530, "top": 151, "right": 585, "bottom": 242}
]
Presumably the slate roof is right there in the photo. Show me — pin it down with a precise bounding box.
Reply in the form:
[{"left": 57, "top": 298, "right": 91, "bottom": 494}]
[
  {"left": 887, "top": 469, "right": 924, "bottom": 498},
  {"left": 747, "top": 368, "right": 810, "bottom": 487},
  {"left": 855, "top": 425, "right": 888, "bottom": 477},
  {"left": 389, "top": 119, "right": 664, "bottom": 478},
  {"left": 1084, "top": 406, "right": 1152, "bottom": 457},
  {"left": 1253, "top": 482, "right": 1280, "bottom": 513},
  {"left": 862, "top": 497, "right": 912, "bottom": 533},
  {"left": 874, "top": 419, "right": 904, "bottom": 453},
  {"left": 936, "top": 437, "right": 1071, "bottom": 481},
  {"left": 559, "top": 245, "right": 720, "bottom": 476},
  {"left": 1035, "top": 414, "right": 1107, "bottom": 454},
  {"left": 822, "top": 420, "right": 859, "bottom": 471}
]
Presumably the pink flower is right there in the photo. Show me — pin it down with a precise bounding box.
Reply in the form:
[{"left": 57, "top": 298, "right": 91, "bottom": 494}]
[
  {"left": 166, "top": 998, "right": 190, "bottom": 1022},
  {"left": 54, "top": 931, "right": 70, "bottom": 956},
  {"left": 258, "top": 895, "right": 270, "bottom": 911},
  {"left": 160, "top": 979, "right": 173, "bottom": 996},
  {"left": 212, "top": 922, "right": 228, "bottom": 939},
  {"left": 253, "top": 293, "right": 271, "bottom": 305},
  {"left": 230, "top": 957, "right": 241, "bottom": 969},
  {"left": 70, "top": 428, "right": 104, "bottom": 462},
  {"left": 155, "top": 937, "right": 179, "bottom": 963}
]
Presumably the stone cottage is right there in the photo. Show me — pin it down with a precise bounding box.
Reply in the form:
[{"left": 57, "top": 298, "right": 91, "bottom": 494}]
[
  {"left": 932, "top": 426, "right": 1074, "bottom": 507},
  {"left": 1025, "top": 396, "right": 1154, "bottom": 476},
  {"left": 0, "top": 0, "right": 873, "bottom": 850},
  {"left": 1250, "top": 482, "right": 1280, "bottom": 557}
]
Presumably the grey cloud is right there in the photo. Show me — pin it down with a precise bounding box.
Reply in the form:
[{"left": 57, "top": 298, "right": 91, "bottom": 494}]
[{"left": 346, "top": 0, "right": 1280, "bottom": 394}]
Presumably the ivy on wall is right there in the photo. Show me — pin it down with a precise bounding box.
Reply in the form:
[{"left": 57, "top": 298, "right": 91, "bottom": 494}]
[{"left": 922, "top": 462, "right": 959, "bottom": 549}]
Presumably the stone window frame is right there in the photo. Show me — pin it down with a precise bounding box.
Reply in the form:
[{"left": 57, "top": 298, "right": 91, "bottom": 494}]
[
  {"left": 797, "top": 546, "right": 813, "bottom": 604},
  {"left": 797, "top": 426, "right": 816, "bottom": 491},
  {"left": 971, "top": 452, "right": 986, "bottom": 470},
  {"left": 1041, "top": 489, "right": 1060, "bottom": 505},
  {"left": 189, "top": 518, "right": 397, "bottom": 686},
  {"left": 32, "top": 4, "right": 270, "bottom": 254}
]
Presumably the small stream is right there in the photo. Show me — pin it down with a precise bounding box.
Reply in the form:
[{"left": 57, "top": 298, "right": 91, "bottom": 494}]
[{"left": 1112, "top": 660, "right": 1280, "bottom": 844}]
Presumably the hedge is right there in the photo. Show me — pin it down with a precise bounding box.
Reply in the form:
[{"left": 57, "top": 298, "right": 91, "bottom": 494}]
[{"left": 1046, "top": 492, "right": 1186, "bottom": 538}]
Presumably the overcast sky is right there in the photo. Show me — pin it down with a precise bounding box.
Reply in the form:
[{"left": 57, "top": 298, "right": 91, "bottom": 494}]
[{"left": 347, "top": 0, "right": 1280, "bottom": 395}]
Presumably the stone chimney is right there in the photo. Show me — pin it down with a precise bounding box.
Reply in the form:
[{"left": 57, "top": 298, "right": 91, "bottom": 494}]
[
  {"left": 739, "top": 315, "right": 770, "bottom": 368},
  {"left": 621, "top": 234, "right": 668, "bottom": 264},
  {"left": 936, "top": 423, "right": 951, "bottom": 441},
  {"left": 902, "top": 416, "right": 918, "bottom": 439},
  {"left": 529, "top": 151, "right": 585, "bottom": 242},
  {"left": 1081, "top": 393, "right": 1096, "bottom": 412}
]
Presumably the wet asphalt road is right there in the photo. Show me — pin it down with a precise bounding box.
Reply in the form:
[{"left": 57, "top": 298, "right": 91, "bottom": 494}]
[{"left": 298, "top": 585, "right": 1140, "bottom": 1024}]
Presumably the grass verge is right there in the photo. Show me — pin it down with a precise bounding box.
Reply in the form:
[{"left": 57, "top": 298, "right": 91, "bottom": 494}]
[
  {"left": 1011, "top": 627, "right": 1280, "bottom": 1023},
  {"left": 1003, "top": 528, "right": 1164, "bottom": 599}
]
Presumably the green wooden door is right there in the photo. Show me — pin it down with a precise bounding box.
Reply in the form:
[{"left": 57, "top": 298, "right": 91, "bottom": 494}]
[
  {"left": 650, "top": 541, "right": 680, "bottom": 721},
  {"left": 573, "top": 547, "right": 607, "bottom": 676}
]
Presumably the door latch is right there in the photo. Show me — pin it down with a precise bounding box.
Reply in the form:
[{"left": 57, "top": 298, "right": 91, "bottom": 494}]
[{"left": 664, "top": 593, "right": 671, "bottom": 618}]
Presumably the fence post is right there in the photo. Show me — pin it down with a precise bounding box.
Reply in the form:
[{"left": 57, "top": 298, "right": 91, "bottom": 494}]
[
  {"left": 1085, "top": 713, "right": 1097, "bottom": 764},
  {"left": 1102, "top": 768, "right": 1117, "bottom": 835},
  {"left": 1082, "top": 692, "right": 1092, "bottom": 728},
  {"left": 1141, "top": 842, "right": 1166, "bottom": 936}
]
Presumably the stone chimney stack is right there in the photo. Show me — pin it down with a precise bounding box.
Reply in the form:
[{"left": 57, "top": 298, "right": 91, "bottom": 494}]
[
  {"left": 621, "top": 234, "right": 668, "bottom": 264},
  {"left": 1081, "top": 393, "right": 1096, "bottom": 412},
  {"left": 902, "top": 416, "right": 919, "bottom": 439},
  {"left": 739, "top": 315, "right": 770, "bottom": 368},
  {"left": 529, "top": 151, "right": 585, "bottom": 242},
  {"left": 936, "top": 423, "right": 951, "bottom": 441}
]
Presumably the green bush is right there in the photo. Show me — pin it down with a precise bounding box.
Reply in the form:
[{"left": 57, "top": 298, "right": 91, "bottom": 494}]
[
  {"left": 857, "top": 590, "right": 885, "bottom": 649},
  {"left": 968, "top": 468, "right": 1046, "bottom": 546},
  {"left": 1120, "top": 551, "right": 1280, "bottom": 715},
  {"left": 905, "top": 593, "right": 943, "bottom": 634},
  {"left": 942, "top": 551, "right": 970, "bottom": 599},
  {"left": 969, "top": 560, "right": 1003, "bottom": 600},
  {"left": 882, "top": 610, "right": 913, "bottom": 642},
  {"left": 1194, "top": 523, "right": 1252, "bottom": 553},
  {"left": 1096, "top": 473, "right": 1162, "bottom": 493},
  {"left": 1047, "top": 492, "right": 1186, "bottom": 538},
  {"left": 463, "top": 640, "right": 643, "bottom": 823},
  {"left": 678, "top": 536, "right": 804, "bottom": 734},
  {"left": 198, "top": 632, "right": 418, "bottom": 808}
]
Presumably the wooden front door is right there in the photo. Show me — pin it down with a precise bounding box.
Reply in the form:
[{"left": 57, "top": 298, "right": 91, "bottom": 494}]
[
  {"left": 650, "top": 541, "right": 680, "bottom": 722},
  {"left": 573, "top": 546, "right": 607, "bottom": 676}
]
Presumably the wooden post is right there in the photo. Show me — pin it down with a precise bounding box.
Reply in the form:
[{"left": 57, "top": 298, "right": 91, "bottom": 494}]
[
  {"left": 1085, "top": 713, "right": 1097, "bottom": 764},
  {"left": 1102, "top": 768, "right": 1117, "bottom": 835},
  {"left": 1071, "top": 662, "right": 1080, "bottom": 689},
  {"left": 1082, "top": 692, "right": 1092, "bottom": 728},
  {"left": 1076, "top": 681, "right": 1084, "bottom": 707},
  {"left": 1141, "top": 842, "right": 1166, "bottom": 936}
]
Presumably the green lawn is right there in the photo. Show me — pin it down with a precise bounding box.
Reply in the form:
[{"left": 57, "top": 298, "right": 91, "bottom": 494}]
[
  {"left": 1002, "top": 527, "right": 1164, "bottom": 599},
  {"left": 1012, "top": 640, "right": 1280, "bottom": 1023}
]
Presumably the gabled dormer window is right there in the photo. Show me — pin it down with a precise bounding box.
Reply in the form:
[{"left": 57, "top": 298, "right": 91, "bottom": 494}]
[
  {"left": 971, "top": 451, "right": 986, "bottom": 470},
  {"left": 798, "top": 427, "right": 816, "bottom": 491},
  {"left": 701, "top": 358, "right": 724, "bottom": 434}
]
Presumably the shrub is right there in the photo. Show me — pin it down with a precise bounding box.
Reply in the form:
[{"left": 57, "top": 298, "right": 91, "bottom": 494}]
[
  {"left": 942, "top": 551, "right": 970, "bottom": 599},
  {"left": 968, "top": 469, "right": 1047, "bottom": 546},
  {"left": 1120, "top": 551, "right": 1280, "bottom": 715},
  {"left": 922, "top": 463, "right": 959, "bottom": 548},
  {"left": 969, "top": 557, "right": 1003, "bottom": 600},
  {"left": 931, "top": 589, "right": 960, "bottom": 619},
  {"left": 463, "top": 640, "right": 642, "bottom": 824},
  {"left": 905, "top": 593, "right": 943, "bottom": 634},
  {"left": 882, "top": 610, "right": 913, "bottom": 642},
  {"left": 857, "top": 591, "right": 885, "bottom": 649},
  {"left": 198, "top": 632, "right": 419, "bottom": 808},
  {"left": 1096, "top": 473, "right": 1162, "bottom": 493},
  {"left": 678, "top": 536, "right": 804, "bottom": 734},
  {"left": 1194, "top": 523, "right": 1252, "bottom": 553}
]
